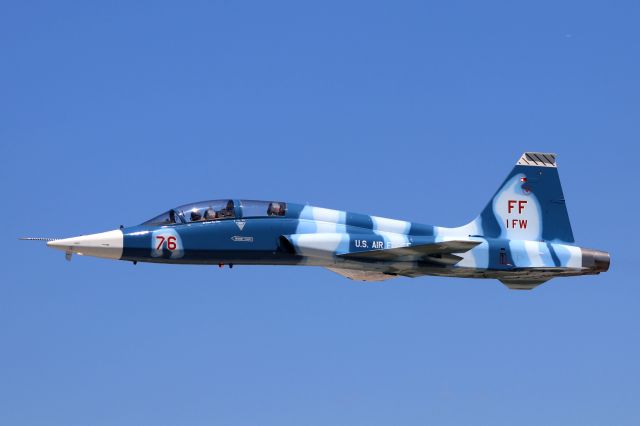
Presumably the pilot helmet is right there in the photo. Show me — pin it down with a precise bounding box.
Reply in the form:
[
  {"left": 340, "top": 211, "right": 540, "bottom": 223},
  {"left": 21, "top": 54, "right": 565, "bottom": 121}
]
[
  {"left": 204, "top": 208, "right": 216, "bottom": 220},
  {"left": 190, "top": 209, "right": 202, "bottom": 221}
]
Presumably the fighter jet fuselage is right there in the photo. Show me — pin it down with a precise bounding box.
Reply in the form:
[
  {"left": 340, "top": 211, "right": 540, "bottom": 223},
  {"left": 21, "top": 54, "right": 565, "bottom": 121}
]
[{"left": 38, "top": 153, "right": 610, "bottom": 290}]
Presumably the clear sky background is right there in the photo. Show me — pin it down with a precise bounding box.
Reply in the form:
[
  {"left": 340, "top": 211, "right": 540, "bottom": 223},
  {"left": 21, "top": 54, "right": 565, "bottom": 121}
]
[{"left": 1, "top": 1, "right": 639, "bottom": 425}]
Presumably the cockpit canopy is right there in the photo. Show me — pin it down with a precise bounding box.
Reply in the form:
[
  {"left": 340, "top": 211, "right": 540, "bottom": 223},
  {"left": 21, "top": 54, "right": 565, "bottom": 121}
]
[{"left": 142, "top": 199, "right": 287, "bottom": 226}]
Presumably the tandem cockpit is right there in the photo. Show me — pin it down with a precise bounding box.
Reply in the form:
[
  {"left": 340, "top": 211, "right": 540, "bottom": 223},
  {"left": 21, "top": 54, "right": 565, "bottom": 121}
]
[{"left": 142, "top": 199, "right": 288, "bottom": 226}]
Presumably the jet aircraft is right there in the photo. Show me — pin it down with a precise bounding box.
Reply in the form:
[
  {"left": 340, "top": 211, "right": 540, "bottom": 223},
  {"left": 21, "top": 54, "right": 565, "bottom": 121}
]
[{"left": 25, "top": 152, "right": 609, "bottom": 290}]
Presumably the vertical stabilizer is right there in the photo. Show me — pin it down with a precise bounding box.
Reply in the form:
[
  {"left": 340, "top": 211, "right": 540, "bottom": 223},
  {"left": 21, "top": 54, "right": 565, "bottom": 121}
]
[{"left": 467, "top": 152, "right": 574, "bottom": 243}]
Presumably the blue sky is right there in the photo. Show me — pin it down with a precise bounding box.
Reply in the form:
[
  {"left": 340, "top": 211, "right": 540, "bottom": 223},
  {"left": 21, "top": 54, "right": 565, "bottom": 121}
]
[{"left": 1, "top": 1, "right": 638, "bottom": 425}]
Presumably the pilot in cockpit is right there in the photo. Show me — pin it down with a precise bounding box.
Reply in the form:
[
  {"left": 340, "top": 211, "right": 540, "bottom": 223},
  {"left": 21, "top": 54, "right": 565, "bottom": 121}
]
[
  {"left": 204, "top": 208, "right": 217, "bottom": 220},
  {"left": 218, "top": 200, "right": 235, "bottom": 218},
  {"left": 268, "top": 202, "right": 284, "bottom": 216},
  {"left": 190, "top": 209, "right": 203, "bottom": 222}
]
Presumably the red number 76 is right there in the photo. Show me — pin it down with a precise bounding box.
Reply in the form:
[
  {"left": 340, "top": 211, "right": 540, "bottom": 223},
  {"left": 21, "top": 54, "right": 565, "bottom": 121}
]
[{"left": 156, "top": 236, "right": 177, "bottom": 251}]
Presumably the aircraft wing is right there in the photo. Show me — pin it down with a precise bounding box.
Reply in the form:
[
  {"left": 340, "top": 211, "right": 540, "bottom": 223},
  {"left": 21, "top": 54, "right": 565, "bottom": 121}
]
[
  {"left": 338, "top": 240, "right": 481, "bottom": 265},
  {"left": 325, "top": 267, "right": 399, "bottom": 282}
]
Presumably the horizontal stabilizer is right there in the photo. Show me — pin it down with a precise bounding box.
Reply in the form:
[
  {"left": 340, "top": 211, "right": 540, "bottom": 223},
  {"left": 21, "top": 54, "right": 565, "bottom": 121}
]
[{"left": 338, "top": 240, "right": 481, "bottom": 263}]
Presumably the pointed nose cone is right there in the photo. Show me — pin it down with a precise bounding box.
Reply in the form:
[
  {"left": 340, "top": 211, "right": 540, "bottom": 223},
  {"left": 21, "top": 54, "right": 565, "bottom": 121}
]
[{"left": 47, "top": 229, "right": 123, "bottom": 260}]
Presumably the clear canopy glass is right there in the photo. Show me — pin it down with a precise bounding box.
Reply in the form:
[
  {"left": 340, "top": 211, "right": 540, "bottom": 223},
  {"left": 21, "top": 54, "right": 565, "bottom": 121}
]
[
  {"left": 240, "top": 200, "right": 287, "bottom": 217},
  {"left": 142, "top": 209, "right": 182, "bottom": 226},
  {"left": 175, "top": 199, "right": 236, "bottom": 223},
  {"left": 142, "top": 199, "right": 287, "bottom": 225},
  {"left": 142, "top": 199, "right": 235, "bottom": 225}
]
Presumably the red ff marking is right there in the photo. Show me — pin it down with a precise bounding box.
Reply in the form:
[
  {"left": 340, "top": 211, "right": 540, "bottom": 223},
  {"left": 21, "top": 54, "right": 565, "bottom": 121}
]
[
  {"left": 507, "top": 200, "right": 528, "bottom": 214},
  {"left": 156, "top": 235, "right": 177, "bottom": 251}
]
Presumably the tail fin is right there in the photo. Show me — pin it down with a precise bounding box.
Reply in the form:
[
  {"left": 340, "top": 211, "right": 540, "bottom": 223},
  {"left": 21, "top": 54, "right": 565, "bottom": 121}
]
[{"left": 469, "top": 152, "right": 574, "bottom": 243}]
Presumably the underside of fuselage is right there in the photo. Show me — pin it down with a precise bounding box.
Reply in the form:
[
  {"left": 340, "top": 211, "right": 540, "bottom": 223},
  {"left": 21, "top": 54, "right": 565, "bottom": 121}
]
[{"left": 119, "top": 243, "right": 604, "bottom": 291}]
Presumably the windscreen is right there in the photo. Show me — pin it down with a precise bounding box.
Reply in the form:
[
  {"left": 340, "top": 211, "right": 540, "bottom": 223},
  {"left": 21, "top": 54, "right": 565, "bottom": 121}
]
[{"left": 142, "top": 210, "right": 182, "bottom": 226}]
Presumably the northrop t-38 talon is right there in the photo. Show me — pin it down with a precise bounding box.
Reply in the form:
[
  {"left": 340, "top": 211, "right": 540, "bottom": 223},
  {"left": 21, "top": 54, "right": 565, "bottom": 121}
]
[{"left": 26, "top": 153, "right": 610, "bottom": 290}]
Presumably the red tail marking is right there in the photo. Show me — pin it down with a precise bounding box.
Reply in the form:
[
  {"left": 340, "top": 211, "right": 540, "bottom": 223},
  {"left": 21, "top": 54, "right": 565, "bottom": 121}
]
[{"left": 518, "top": 200, "right": 527, "bottom": 214}]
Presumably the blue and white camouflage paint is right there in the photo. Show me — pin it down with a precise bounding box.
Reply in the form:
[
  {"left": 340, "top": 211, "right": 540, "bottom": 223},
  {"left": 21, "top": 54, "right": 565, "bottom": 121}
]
[{"left": 41, "top": 152, "right": 609, "bottom": 290}]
